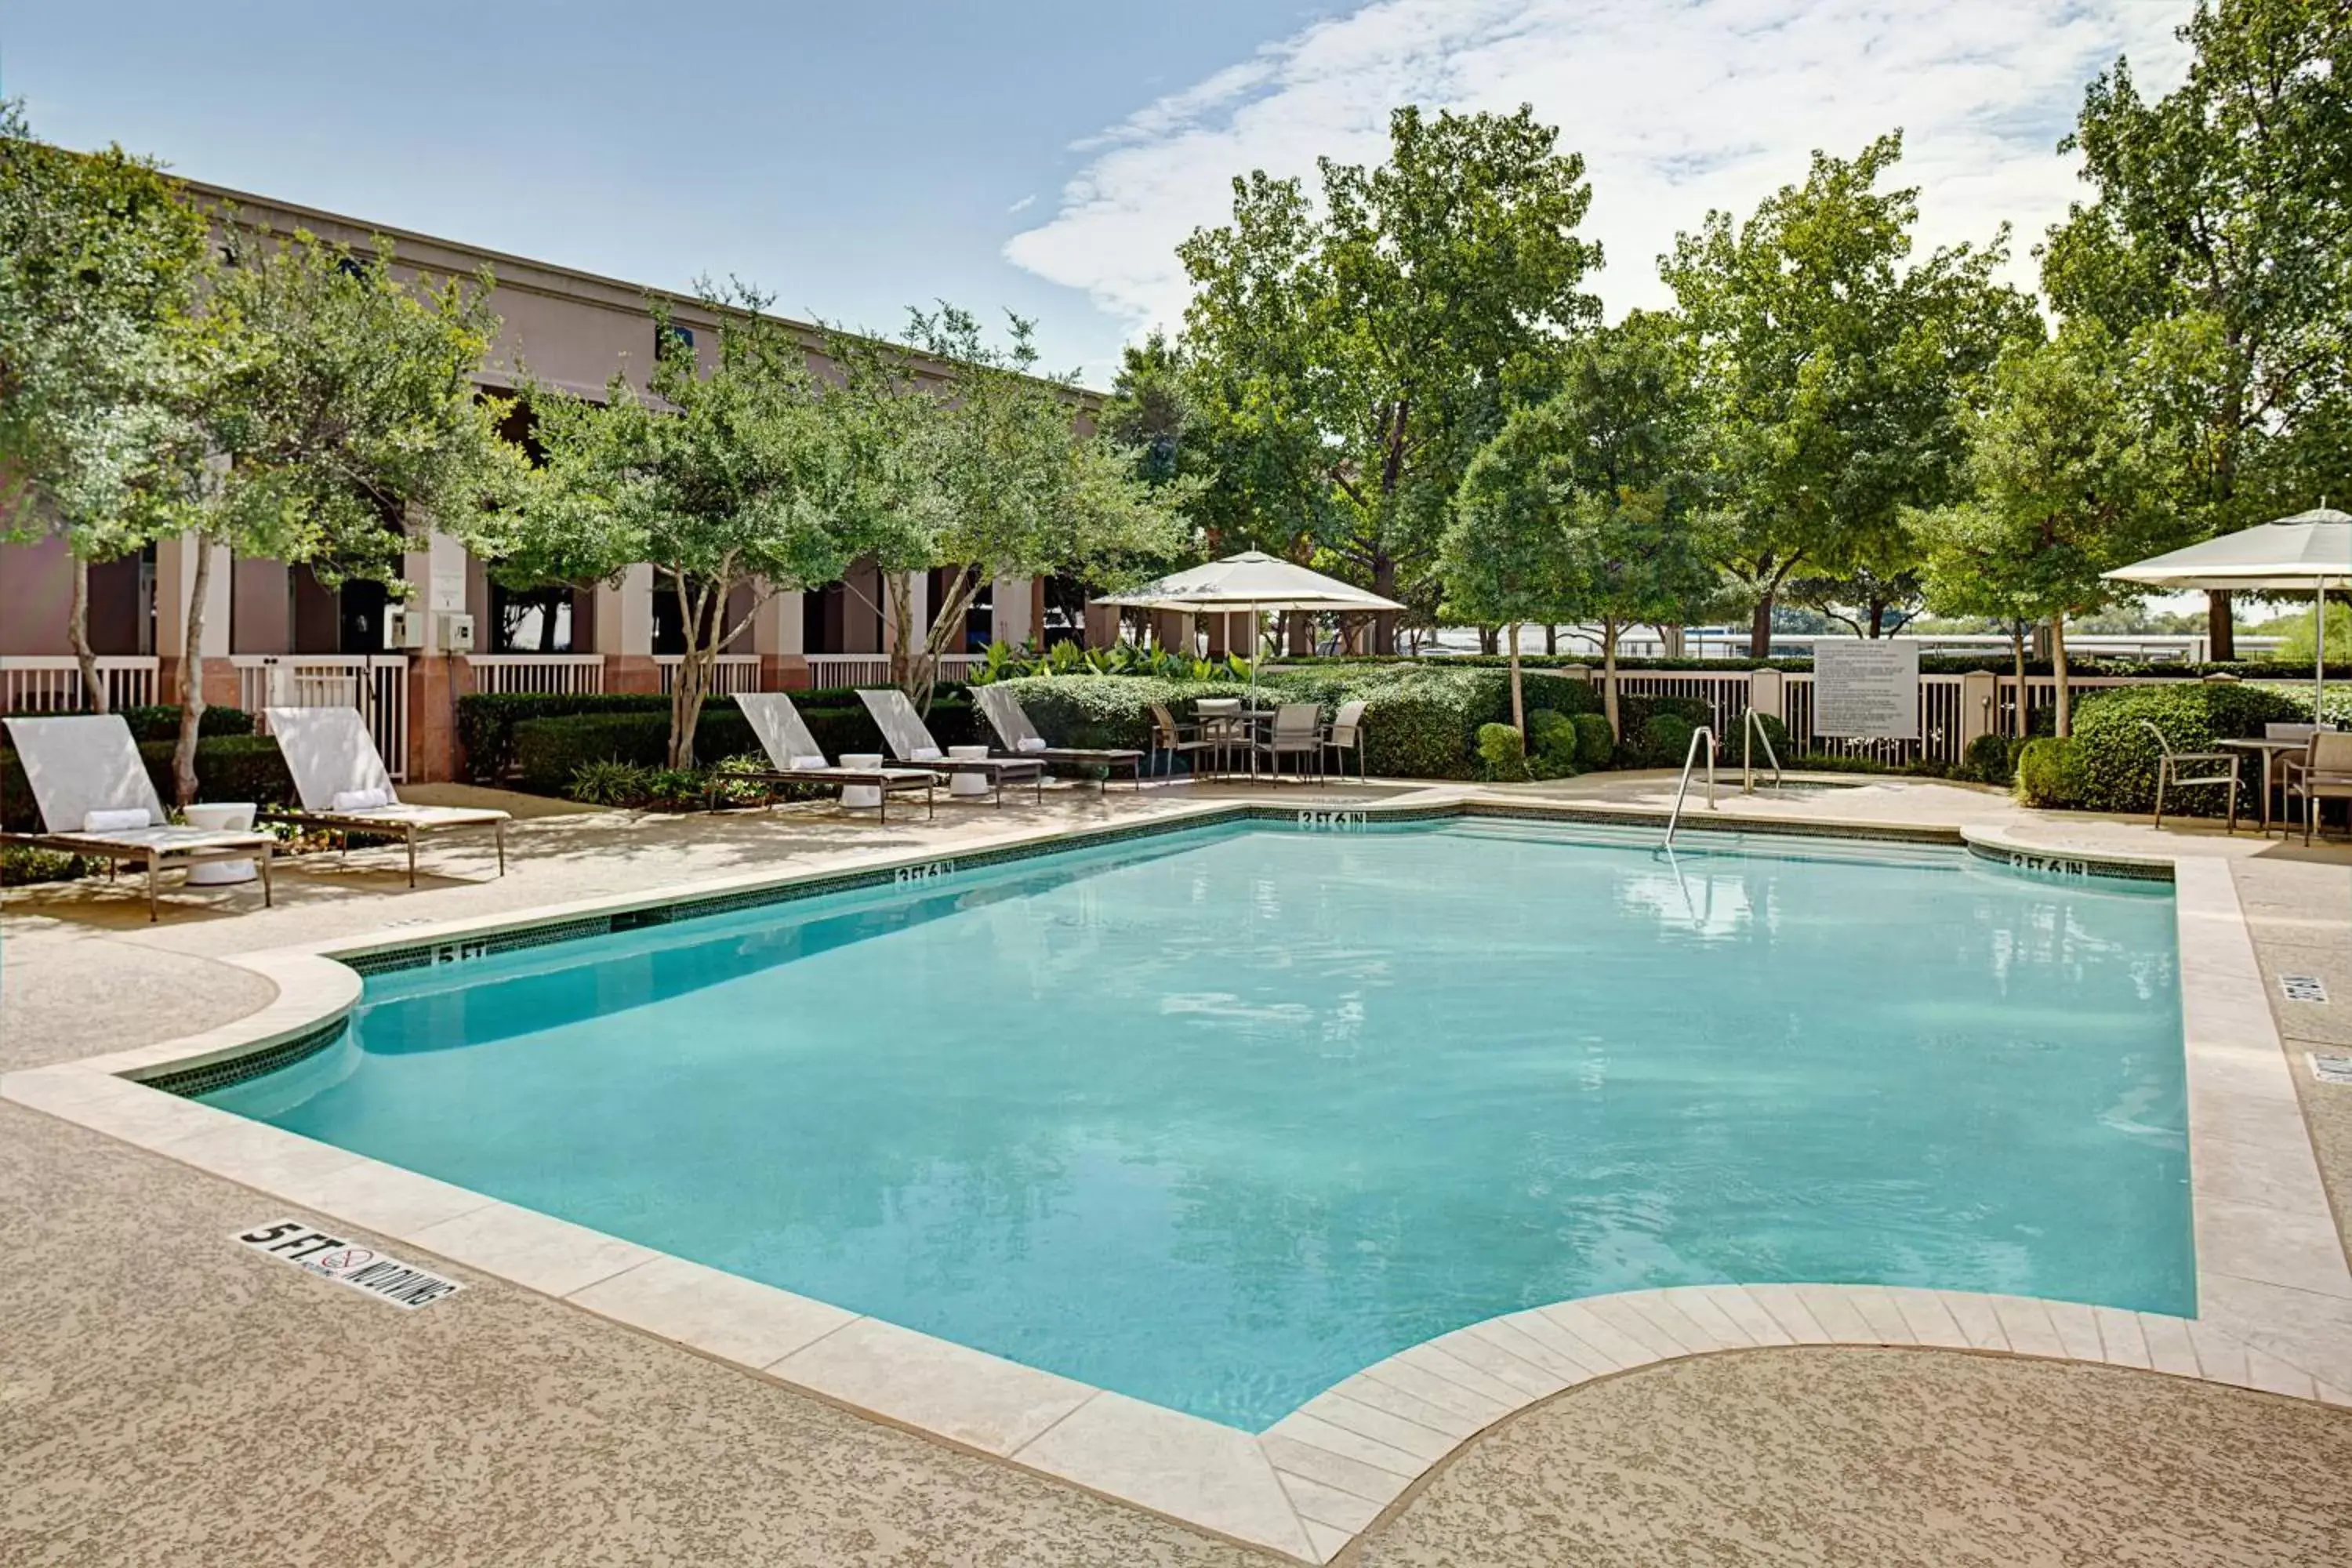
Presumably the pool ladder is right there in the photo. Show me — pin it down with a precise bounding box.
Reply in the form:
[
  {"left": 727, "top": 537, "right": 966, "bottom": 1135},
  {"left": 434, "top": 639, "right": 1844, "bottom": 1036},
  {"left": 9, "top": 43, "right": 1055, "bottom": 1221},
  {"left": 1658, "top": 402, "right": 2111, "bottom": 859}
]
[{"left": 1661, "top": 711, "right": 1785, "bottom": 848}]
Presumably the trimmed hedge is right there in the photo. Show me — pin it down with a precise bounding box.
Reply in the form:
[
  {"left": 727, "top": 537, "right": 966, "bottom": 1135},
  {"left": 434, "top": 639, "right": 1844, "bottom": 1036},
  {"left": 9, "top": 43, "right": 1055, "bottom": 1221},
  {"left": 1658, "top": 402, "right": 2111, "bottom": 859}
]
[
  {"left": 2, "top": 734, "right": 294, "bottom": 832},
  {"left": 2016, "top": 737, "right": 2090, "bottom": 808},
  {"left": 2067, "top": 681, "right": 2305, "bottom": 815},
  {"left": 505, "top": 695, "right": 981, "bottom": 797},
  {"left": 458, "top": 685, "right": 973, "bottom": 782},
  {"left": 120, "top": 704, "right": 255, "bottom": 740}
]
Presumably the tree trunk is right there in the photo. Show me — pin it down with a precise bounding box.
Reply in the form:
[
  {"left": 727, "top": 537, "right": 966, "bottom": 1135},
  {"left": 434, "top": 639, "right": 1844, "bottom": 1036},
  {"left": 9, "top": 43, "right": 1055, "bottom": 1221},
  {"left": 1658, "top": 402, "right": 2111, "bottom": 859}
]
[
  {"left": 1543, "top": 624, "right": 1557, "bottom": 655},
  {"left": 1370, "top": 554, "right": 1399, "bottom": 654},
  {"left": 1748, "top": 591, "right": 1774, "bottom": 660},
  {"left": 1601, "top": 617, "right": 1621, "bottom": 739},
  {"left": 172, "top": 539, "right": 213, "bottom": 809},
  {"left": 2206, "top": 590, "right": 2234, "bottom": 662},
  {"left": 68, "top": 554, "right": 106, "bottom": 714},
  {"left": 1507, "top": 623, "right": 1524, "bottom": 736},
  {"left": 2011, "top": 622, "right": 2027, "bottom": 739},
  {"left": 667, "top": 573, "right": 713, "bottom": 771},
  {"left": 1477, "top": 625, "right": 1500, "bottom": 656},
  {"left": 2050, "top": 611, "right": 2073, "bottom": 739}
]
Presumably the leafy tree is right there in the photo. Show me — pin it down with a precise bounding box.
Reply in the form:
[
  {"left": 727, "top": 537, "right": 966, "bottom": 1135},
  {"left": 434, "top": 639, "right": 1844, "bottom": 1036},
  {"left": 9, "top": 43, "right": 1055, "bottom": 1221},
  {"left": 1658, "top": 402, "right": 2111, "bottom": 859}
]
[
  {"left": 1907, "top": 325, "right": 2188, "bottom": 736},
  {"left": 1786, "top": 564, "right": 1926, "bottom": 640},
  {"left": 486, "top": 287, "right": 875, "bottom": 768},
  {"left": 2043, "top": 0, "right": 2352, "bottom": 656},
  {"left": 1664, "top": 132, "right": 2035, "bottom": 656},
  {"left": 834, "top": 307, "right": 1191, "bottom": 711},
  {"left": 1178, "top": 105, "right": 1603, "bottom": 649},
  {"left": 153, "top": 229, "right": 520, "bottom": 802},
  {"left": 1448, "top": 316, "right": 1717, "bottom": 737},
  {"left": 0, "top": 103, "right": 208, "bottom": 710}
]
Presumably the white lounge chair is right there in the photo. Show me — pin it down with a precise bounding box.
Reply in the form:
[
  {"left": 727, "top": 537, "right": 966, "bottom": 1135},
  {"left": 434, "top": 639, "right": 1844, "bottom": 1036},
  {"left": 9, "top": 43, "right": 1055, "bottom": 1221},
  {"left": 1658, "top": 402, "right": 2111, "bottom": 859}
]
[
  {"left": 2, "top": 713, "right": 275, "bottom": 920},
  {"left": 975, "top": 686, "right": 1145, "bottom": 789},
  {"left": 857, "top": 688, "right": 1044, "bottom": 806},
  {"left": 264, "top": 706, "right": 509, "bottom": 886},
  {"left": 735, "top": 693, "right": 939, "bottom": 822}
]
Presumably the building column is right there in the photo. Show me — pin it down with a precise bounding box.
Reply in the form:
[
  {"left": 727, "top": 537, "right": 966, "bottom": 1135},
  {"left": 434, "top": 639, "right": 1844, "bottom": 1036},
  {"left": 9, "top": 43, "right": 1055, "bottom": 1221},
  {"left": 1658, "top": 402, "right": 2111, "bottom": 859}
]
[
  {"left": 596, "top": 563, "right": 659, "bottom": 693},
  {"left": 400, "top": 529, "right": 473, "bottom": 782},
  {"left": 992, "top": 575, "right": 1033, "bottom": 648},
  {"left": 750, "top": 582, "right": 808, "bottom": 691},
  {"left": 153, "top": 532, "right": 235, "bottom": 708}
]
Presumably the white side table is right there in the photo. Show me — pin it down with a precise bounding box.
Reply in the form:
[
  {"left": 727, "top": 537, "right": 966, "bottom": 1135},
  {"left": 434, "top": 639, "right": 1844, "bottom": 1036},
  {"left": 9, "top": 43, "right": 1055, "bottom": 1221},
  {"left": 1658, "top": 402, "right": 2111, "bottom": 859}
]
[
  {"left": 181, "top": 802, "right": 258, "bottom": 884},
  {"left": 838, "top": 754, "right": 884, "bottom": 809},
  {"left": 947, "top": 744, "right": 992, "bottom": 797}
]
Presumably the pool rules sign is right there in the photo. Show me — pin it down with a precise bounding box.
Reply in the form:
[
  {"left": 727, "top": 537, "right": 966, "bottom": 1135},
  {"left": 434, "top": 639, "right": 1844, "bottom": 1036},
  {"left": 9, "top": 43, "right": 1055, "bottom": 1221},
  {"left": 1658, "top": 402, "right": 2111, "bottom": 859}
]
[{"left": 1813, "top": 639, "right": 1920, "bottom": 741}]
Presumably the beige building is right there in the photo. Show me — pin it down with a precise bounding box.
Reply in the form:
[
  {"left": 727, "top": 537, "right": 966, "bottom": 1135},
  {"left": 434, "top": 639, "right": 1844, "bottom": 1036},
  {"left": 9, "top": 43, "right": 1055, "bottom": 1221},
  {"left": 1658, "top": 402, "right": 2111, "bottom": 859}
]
[{"left": 0, "top": 180, "right": 1107, "bottom": 779}]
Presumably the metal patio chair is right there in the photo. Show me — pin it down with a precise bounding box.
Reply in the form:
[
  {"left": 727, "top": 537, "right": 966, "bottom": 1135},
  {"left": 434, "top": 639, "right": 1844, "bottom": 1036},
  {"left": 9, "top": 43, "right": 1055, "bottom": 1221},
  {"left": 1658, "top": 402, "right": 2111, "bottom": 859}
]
[{"left": 2142, "top": 719, "right": 2238, "bottom": 833}]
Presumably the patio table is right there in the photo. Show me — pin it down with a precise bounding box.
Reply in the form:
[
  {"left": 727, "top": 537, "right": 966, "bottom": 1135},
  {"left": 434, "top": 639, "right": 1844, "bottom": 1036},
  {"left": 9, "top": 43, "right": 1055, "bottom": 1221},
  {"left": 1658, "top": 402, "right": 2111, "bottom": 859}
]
[{"left": 2219, "top": 737, "right": 2314, "bottom": 836}]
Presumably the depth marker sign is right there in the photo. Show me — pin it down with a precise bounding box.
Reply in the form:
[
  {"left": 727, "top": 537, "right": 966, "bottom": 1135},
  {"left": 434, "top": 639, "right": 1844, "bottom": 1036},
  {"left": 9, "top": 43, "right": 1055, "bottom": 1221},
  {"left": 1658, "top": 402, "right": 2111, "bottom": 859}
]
[{"left": 234, "top": 1220, "right": 463, "bottom": 1310}]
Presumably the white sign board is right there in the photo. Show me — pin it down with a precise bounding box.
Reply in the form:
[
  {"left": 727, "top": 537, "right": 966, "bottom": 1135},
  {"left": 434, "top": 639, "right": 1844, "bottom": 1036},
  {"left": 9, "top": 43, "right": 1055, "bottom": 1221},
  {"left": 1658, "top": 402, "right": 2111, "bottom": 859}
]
[
  {"left": 234, "top": 1220, "right": 463, "bottom": 1309},
  {"left": 1813, "top": 639, "right": 1920, "bottom": 741}
]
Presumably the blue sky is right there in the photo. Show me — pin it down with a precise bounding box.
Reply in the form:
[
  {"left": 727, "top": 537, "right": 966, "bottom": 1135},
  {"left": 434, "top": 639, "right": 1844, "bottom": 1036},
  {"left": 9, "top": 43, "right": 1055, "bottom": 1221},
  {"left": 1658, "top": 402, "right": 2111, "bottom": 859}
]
[{"left": 7, "top": 2, "right": 2192, "bottom": 387}]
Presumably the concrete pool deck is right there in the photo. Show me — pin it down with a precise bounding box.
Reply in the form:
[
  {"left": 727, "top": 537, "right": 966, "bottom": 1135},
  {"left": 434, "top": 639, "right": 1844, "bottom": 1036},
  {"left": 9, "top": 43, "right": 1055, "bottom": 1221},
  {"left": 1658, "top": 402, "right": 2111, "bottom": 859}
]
[{"left": 5, "top": 775, "right": 2350, "bottom": 1563}]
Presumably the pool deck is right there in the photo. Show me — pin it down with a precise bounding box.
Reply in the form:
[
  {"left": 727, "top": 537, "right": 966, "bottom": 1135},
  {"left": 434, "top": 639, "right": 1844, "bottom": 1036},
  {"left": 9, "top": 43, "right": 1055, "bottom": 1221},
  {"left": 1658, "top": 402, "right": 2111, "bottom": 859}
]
[{"left": 4, "top": 775, "right": 2350, "bottom": 1563}]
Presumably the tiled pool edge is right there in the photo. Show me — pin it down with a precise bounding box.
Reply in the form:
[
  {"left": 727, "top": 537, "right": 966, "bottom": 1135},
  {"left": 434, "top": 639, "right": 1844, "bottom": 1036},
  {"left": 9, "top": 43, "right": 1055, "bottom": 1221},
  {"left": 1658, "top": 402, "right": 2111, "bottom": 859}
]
[{"left": 5, "top": 808, "right": 2344, "bottom": 1563}]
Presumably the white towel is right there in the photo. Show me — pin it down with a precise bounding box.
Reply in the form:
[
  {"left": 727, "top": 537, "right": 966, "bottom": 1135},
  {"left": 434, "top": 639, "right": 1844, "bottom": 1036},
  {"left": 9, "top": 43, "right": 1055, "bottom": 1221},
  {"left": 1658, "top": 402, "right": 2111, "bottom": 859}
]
[
  {"left": 912, "top": 746, "right": 943, "bottom": 762},
  {"left": 789, "top": 756, "right": 828, "bottom": 771},
  {"left": 1014, "top": 736, "right": 1048, "bottom": 753},
  {"left": 332, "top": 787, "right": 392, "bottom": 812},
  {"left": 82, "top": 808, "right": 153, "bottom": 833}
]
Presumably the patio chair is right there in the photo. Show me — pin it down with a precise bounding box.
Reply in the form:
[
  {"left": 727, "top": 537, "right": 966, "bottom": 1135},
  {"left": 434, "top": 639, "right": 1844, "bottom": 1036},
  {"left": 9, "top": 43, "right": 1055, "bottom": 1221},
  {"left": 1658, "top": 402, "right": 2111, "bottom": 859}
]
[
  {"left": 1253, "top": 702, "right": 1327, "bottom": 786},
  {"left": 1192, "top": 696, "right": 1247, "bottom": 776},
  {"left": 856, "top": 688, "right": 1044, "bottom": 806},
  {"left": 1321, "top": 700, "right": 1369, "bottom": 784},
  {"left": 1149, "top": 703, "right": 1218, "bottom": 779},
  {"left": 975, "top": 685, "right": 1145, "bottom": 789},
  {"left": 265, "top": 706, "right": 509, "bottom": 886},
  {"left": 734, "top": 693, "right": 938, "bottom": 823},
  {"left": 2, "top": 713, "right": 275, "bottom": 920},
  {"left": 2140, "top": 719, "right": 2238, "bottom": 833},
  {"left": 2285, "top": 731, "right": 2352, "bottom": 845}
]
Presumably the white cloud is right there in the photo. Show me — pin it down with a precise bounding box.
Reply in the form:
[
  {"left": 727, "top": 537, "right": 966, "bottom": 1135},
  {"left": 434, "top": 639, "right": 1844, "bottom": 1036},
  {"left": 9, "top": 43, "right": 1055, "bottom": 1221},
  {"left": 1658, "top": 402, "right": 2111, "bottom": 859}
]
[
  {"left": 1005, "top": 0, "right": 2196, "bottom": 338},
  {"left": 1007, "top": 193, "right": 1037, "bottom": 214}
]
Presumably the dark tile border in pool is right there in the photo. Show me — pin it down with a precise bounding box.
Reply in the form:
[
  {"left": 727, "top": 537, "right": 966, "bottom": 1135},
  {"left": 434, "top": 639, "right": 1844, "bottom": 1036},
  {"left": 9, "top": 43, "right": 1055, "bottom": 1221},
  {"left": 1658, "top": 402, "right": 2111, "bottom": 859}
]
[{"left": 143, "top": 1017, "right": 348, "bottom": 1098}]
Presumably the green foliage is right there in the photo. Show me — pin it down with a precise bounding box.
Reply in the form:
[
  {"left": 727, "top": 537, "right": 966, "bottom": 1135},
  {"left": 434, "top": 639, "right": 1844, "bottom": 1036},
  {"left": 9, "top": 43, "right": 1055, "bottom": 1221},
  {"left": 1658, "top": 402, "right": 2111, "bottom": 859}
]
[
  {"left": 1, "top": 843, "right": 91, "bottom": 885},
  {"left": 2015, "top": 737, "right": 2092, "bottom": 808},
  {"left": 2067, "top": 681, "right": 2304, "bottom": 815},
  {"left": 457, "top": 688, "right": 973, "bottom": 783},
  {"left": 1637, "top": 712, "right": 1700, "bottom": 768},
  {"left": 1526, "top": 709, "right": 1577, "bottom": 760},
  {"left": 564, "top": 759, "right": 652, "bottom": 808},
  {"left": 514, "top": 713, "right": 728, "bottom": 797},
  {"left": 1960, "top": 732, "right": 2027, "bottom": 786},
  {"left": 641, "top": 768, "right": 713, "bottom": 811},
  {"left": 1663, "top": 131, "right": 2036, "bottom": 651},
  {"left": 1177, "top": 104, "right": 1605, "bottom": 643},
  {"left": 1571, "top": 711, "right": 1616, "bottom": 768},
  {"left": 964, "top": 638, "right": 1247, "bottom": 686},
  {"left": 118, "top": 705, "right": 254, "bottom": 742},
  {"left": 1475, "top": 723, "right": 1530, "bottom": 782},
  {"left": 1727, "top": 711, "right": 1791, "bottom": 769}
]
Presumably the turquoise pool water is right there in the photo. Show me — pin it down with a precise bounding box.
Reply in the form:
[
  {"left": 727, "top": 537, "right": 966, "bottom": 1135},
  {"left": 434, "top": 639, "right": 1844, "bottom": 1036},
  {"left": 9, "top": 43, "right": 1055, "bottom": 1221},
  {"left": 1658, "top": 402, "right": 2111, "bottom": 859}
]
[{"left": 206, "top": 820, "right": 2190, "bottom": 1429}]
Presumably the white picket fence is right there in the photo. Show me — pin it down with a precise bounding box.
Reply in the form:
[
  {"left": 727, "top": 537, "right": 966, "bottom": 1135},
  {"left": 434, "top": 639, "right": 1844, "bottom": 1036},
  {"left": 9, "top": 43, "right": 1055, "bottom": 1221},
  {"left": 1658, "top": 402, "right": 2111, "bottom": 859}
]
[
  {"left": 655, "top": 655, "right": 762, "bottom": 695},
  {"left": 463, "top": 654, "right": 607, "bottom": 697},
  {"left": 0, "top": 655, "right": 162, "bottom": 713},
  {"left": 803, "top": 652, "right": 985, "bottom": 690},
  {"left": 233, "top": 655, "right": 412, "bottom": 781}
]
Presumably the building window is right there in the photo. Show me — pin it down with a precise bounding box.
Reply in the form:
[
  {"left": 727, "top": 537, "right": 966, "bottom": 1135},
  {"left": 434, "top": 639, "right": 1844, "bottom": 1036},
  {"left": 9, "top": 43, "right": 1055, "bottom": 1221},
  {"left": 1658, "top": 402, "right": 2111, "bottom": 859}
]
[
  {"left": 492, "top": 583, "right": 575, "bottom": 652},
  {"left": 655, "top": 322, "right": 695, "bottom": 364}
]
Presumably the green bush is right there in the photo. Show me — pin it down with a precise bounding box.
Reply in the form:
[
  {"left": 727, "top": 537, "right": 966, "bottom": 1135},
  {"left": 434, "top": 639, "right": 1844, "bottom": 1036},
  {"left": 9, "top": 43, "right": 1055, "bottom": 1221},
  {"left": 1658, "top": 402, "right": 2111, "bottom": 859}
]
[
  {"left": 1960, "top": 732, "right": 2025, "bottom": 786},
  {"left": 1526, "top": 709, "right": 1575, "bottom": 760},
  {"left": 457, "top": 686, "right": 975, "bottom": 782},
  {"left": 500, "top": 695, "right": 978, "bottom": 795},
  {"left": 1637, "top": 712, "right": 1700, "bottom": 768},
  {"left": 1723, "top": 711, "right": 1791, "bottom": 769},
  {"left": 565, "top": 759, "right": 652, "bottom": 808},
  {"left": 2, "top": 843, "right": 92, "bottom": 884},
  {"left": 1571, "top": 711, "right": 1615, "bottom": 768},
  {"left": 120, "top": 704, "right": 255, "bottom": 741},
  {"left": 2016, "top": 737, "right": 2092, "bottom": 808},
  {"left": 641, "top": 767, "right": 713, "bottom": 811},
  {"left": 2067, "top": 681, "right": 2303, "bottom": 815},
  {"left": 1476, "top": 722, "right": 1529, "bottom": 782}
]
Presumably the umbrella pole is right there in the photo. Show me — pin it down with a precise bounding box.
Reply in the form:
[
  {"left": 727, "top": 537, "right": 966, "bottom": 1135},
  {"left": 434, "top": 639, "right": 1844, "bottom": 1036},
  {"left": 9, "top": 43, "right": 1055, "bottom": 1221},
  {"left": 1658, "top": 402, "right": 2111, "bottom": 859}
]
[{"left": 2320, "top": 581, "right": 2329, "bottom": 724}]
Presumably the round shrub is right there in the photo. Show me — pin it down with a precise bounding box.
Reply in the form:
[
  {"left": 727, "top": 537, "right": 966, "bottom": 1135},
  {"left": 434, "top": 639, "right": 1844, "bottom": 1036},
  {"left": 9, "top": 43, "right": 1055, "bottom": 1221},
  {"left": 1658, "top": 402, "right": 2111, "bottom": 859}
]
[
  {"left": 1639, "top": 712, "right": 1698, "bottom": 768},
  {"left": 1526, "top": 709, "right": 1577, "bottom": 764},
  {"left": 1572, "top": 711, "right": 1615, "bottom": 768},
  {"left": 2068, "top": 681, "right": 2303, "bottom": 815},
  {"left": 2016, "top": 736, "right": 2091, "bottom": 808},
  {"left": 1728, "top": 711, "right": 1790, "bottom": 769},
  {"left": 1961, "top": 732, "right": 2024, "bottom": 786},
  {"left": 1475, "top": 722, "right": 1529, "bottom": 782}
]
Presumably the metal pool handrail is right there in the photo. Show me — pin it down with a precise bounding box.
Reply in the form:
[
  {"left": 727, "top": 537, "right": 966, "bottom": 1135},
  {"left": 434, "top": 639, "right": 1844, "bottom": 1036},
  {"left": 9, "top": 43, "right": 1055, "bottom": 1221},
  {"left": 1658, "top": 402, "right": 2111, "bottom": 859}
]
[
  {"left": 1663, "top": 726, "right": 1717, "bottom": 848},
  {"left": 1740, "top": 707, "right": 1784, "bottom": 796}
]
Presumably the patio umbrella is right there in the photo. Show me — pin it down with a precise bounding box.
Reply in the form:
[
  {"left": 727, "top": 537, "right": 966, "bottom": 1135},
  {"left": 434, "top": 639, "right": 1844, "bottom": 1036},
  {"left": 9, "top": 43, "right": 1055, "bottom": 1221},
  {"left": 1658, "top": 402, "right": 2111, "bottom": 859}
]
[
  {"left": 2103, "top": 506, "right": 2352, "bottom": 720},
  {"left": 1096, "top": 551, "right": 1406, "bottom": 709}
]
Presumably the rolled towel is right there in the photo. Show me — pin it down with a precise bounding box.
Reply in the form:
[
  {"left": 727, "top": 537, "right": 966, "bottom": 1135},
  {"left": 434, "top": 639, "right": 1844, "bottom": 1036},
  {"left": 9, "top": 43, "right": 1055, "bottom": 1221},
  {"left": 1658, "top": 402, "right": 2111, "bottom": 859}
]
[
  {"left": 911, "top": 746, "right": 943, "bottom": 762},
  {"left": 789, "top": 755, "right": 829, "bottom": 771},
  {"left": 332, "top": 787, "right": 392, "bottom": 812},
  {"left": 1014, "top": 736, "right": 1049, "bottom": 753},
  {"left": 81, "top": 808, "right": 153, "bottom": 833}
]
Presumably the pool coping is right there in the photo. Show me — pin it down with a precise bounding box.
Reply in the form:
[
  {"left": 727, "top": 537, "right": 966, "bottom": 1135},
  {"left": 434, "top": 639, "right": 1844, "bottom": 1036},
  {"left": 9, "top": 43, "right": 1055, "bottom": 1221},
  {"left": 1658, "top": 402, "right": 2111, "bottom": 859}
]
[{"left": 5, "top": 798, "right": 2348, "bottom": 1563}]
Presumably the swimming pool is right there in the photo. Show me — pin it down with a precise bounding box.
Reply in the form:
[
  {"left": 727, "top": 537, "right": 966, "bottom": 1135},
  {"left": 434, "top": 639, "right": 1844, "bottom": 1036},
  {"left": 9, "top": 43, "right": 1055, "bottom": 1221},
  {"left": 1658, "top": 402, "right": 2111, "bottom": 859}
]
[{"left": 203, "top": 818, "right": 2190, "bottom": 1429}]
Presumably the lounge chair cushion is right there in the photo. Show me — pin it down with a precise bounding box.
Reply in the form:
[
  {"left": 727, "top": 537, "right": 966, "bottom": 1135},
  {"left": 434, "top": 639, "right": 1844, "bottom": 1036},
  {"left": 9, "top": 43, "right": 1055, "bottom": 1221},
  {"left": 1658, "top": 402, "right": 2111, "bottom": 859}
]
[
  {"left": 83, "top": 807, "right": 154, "bottom": 833},
  {"left": 789, "top": 755, "right": 828, "bottom": 771},
  {"left": 912, "top": 746, "right": 943, "bottom": 762},
  {"left": 333, "top": 787, "right": 393, "bottom": 812},
  {"left": 1014, "top": 736, "right": 1048, "bottom": 753}
]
